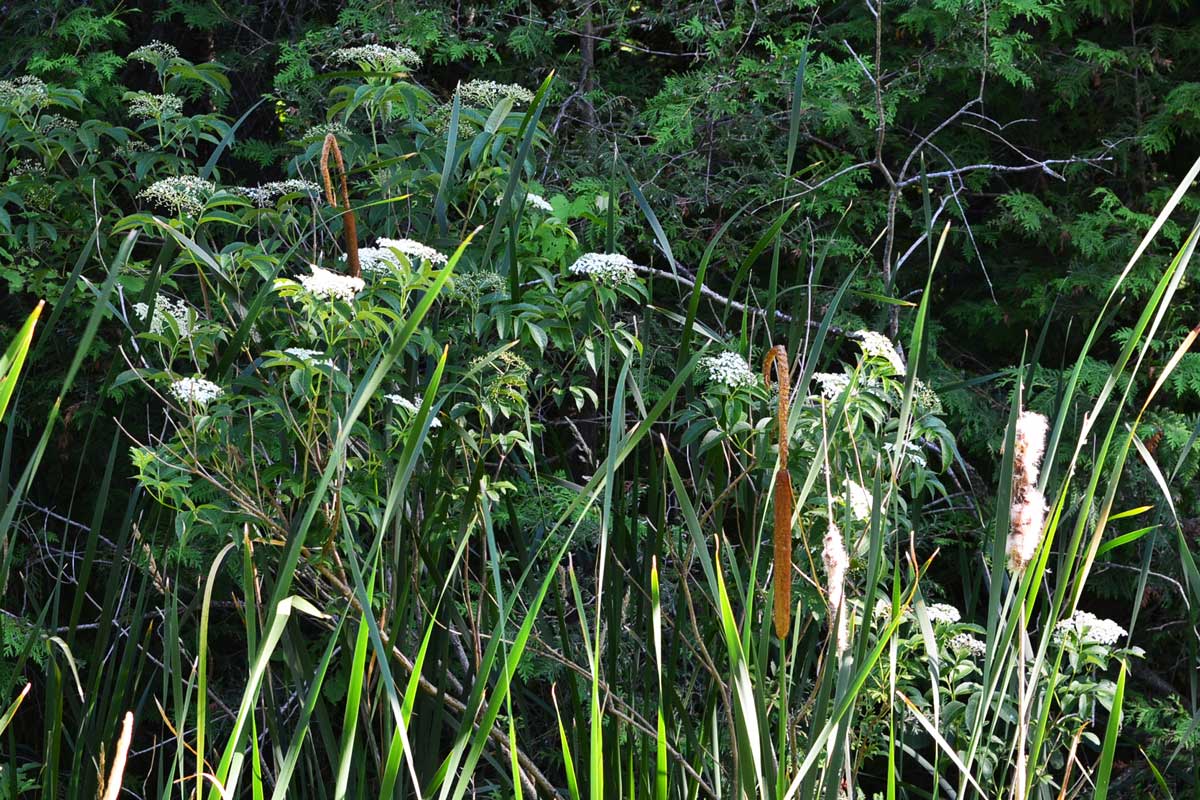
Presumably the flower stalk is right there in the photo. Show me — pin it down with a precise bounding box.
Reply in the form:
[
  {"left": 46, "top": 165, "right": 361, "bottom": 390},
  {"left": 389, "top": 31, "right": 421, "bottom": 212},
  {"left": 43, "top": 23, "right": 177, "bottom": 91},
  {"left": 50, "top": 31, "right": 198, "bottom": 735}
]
[
  {"left": 763, "top": 344, "right": 794, "bottom": 638},
  {"left": 321, "top": 133, "right": 361, "bottom": 279}
]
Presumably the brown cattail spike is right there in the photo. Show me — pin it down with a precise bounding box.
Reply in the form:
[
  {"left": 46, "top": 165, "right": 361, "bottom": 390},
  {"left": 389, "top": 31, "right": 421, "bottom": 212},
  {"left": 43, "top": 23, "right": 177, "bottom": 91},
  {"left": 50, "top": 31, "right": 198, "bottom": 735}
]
[
  {"left": 763, "top": 345, "right": 794, "bottom": 639},
  {"left": 320, "top": 133, "right": 361, "bottom": 279}
]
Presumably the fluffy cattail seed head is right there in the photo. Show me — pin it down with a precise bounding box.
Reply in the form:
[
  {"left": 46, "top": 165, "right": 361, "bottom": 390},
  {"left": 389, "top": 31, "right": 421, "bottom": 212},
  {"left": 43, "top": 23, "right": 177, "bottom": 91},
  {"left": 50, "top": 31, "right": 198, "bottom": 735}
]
[
  {"left": 823, "top": 522, "right": 850, "bottom": 654},
  {"left": 1007, "top": 410, "right": 1050, "bottom": 573},
  {"left": 1013, "top": 411, "right": 1049, "bottom": 487}
]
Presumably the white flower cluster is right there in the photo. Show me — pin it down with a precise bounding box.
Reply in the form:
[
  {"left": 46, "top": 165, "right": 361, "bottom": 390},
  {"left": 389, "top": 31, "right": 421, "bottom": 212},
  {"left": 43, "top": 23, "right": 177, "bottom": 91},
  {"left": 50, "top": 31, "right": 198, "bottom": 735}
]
[
  {"left": 115, "top": 141, "right": 152, "bottom": 160},
  {"left": 812, "top": 371, "right": 851, "bottom": 401},
  {"left": 1054, "top": 611, "right": 1127, "bottom": 647},
  {"left": 926, "top": 603, "right": 962, "bottom": 625},
  {"left": 0, "top": 76, "right": 49, "bottom": 107},
  {"left": 884, "top": 440, "right": 927, "bottom": 468},
  {"left": 138, "top": 176, "right": 216, "bottom": 217},
  {"left": 300, "top": 122, "right": 351, "bottom": 143},
  {"left": 284, "top": 348, "right": 332, "bottom": 366},
  {"left": 355, "top": 247, "right": 401, "bottom": 276},
  {"left": 378, "top": 237, "right": 448, "bottom": 265},
  {"left": 843, "top": 478, "right": 871, "bottom": 521},
  {"left": 129, "top": 41, "right": 181, "bottom": 64},
  {"left": 132, "top": 294, "right": 192, "bottom": 336},
  {"left": 448, "top": 270, "right": 504, "bottom": 305},
  {"left": 297, "top": 265, "right": 364, "bottom": 302},
  {"left": 333, "top": 44, "right": 421, "bottom": 72},
  {"left": 569, "top": 252, "right": 639, "bottom": 285},
  {"left": 10, "top": 159, "right": 45, "bottom": 178},
  {"left": 461, "top": 79, "right": 534, "bottom": 107},
  {"left": 128, "top": 91, "right": 183, "bottom": 119},
  {"left": 384, "top": 394, "right": 442, "bottom": 427},
  {"left": 950, "top": 633, "right": 987, "bottom": 657},
  {"left": 853, "top": 330, "right": 906, "bottom": 375},
  {"left": 524, "top": 193, "right": 554, "bottom": 212},
  {"left": 423, "top": 102, "right": 481, "bottom": 137},
  {"left": 37, "top": 114, "right": 77, "bottom": 132},
  {"left": 169, "top": 377, "right": 223, "bottom": 406},
  {"left": 699, "top": 352, "right": 757, "bottom": 390},
  {"left": 496, "top": 192, "right": 553, "bottom": 212},
  {"left": 238, "top": 179, "right": 320, "bottom": 207},
  {"left": 914, "top": 378, "right": 943, "bottom": 414},
  {"left": 873, "top": 598, "right": 900, "bottom": 620}
]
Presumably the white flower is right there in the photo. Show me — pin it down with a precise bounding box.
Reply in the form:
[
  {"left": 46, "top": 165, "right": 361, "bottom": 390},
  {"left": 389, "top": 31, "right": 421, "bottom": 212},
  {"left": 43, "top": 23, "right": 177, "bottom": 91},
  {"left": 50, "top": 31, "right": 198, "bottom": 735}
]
[
  {"left": 460, "top": 79, "right": 534, "bottom": 106},
  {"left": 950, "top": 633, "right": 987, "bottom": 657},
  {"left": 852, "top": 330, "right": 906, "bottom": 375},
  {"left": 0, "top": 76, "right": 49, "bottom": 108},
  {"left": 355, "top": 247, "right": 403, "bottom": 275},
  {"left": 1054, "top": 611, "right": 1126, "bottom": 647},
  {"left": 873, "top": 598, "right": 905, "bottom": 621},
  {"left": 299, "top": 122, "right": 351, "bottom": 143},
  {"left": 884, "top": 440, "right": 927, "bottom": 468},
  {"left": 384, "top": 394, "right": 441, "bottom": 427},
  {"left": 169, "top": 377, "right": 223, "bottom": 406},
  {"left": 37, "top": 114, "right": 77, "bottom": 133},
  {"left": 496, "top": 192, "right": 554, "bottom": 212},
  {"left": 332, "top": 44, "right": 421, "bottom": 72},
  {"left": 377, "top": 237, "right": 448, "bottom": 265},
  {"left": 132, "top": 294, "right": 192, "bottom": 337},
  {"left": 525, "top": 193, "right": 554, "bottom": 212},
  {"left": 139, "top": 176, "right": 215, "bottom": 216},
  {"left": 129, "top": 41, "right": 181, "bottom": 64},
  {"left": 925, "top": 603, "right": 961, "bottom": 625},
  {"left": 238, "top": 179, "right": 320, "bottom": 207},
  {"left": 843, "top": 478, "right": 871, "bottom": 521},
  {"left": 297, "top": 265, "right": 364, "bottom": 302},
  {"left": 812, "top": 372, "right": 851, "bottom": 401},
  {"left": 699, "top": 352, "right": 757, "bottom": 390},
  {"left": 128, "top": 91, "right": 183, "bottom": 119},
  {"left": 914, "top": 378, "right": 944, "bottom": 414},
  {"left": 283, "top": 348, "right": 332, "bottom": 366},
  {"left": 569, "top": 252, "right": 640, "bottom": 285},
  {"left": 448, "top": 270, "right": 504, "bottom": 305}
]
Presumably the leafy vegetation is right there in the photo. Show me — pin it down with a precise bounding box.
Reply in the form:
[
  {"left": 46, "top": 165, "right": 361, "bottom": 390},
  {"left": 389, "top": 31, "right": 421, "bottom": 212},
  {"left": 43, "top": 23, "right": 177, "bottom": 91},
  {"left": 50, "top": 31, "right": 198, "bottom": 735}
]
[{"left": 1, "top": 1, "right": 1198, "bottom": 798}]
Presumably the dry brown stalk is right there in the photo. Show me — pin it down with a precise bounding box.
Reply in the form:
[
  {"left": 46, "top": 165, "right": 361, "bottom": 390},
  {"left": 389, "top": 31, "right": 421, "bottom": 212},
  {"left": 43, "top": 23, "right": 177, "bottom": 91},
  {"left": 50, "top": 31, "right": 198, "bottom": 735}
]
[
  {"left": 320, "top": 133, "right": 361, "bottom": 279},
  {"left": 762, "top": 344, "right": 794, "bottom": 639}
]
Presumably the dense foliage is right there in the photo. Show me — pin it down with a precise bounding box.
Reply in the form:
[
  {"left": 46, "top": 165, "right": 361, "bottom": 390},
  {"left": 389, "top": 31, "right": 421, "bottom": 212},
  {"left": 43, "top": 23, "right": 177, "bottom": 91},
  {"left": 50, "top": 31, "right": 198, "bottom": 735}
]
[{"left": 1, "top": 1, "right": 1198, "bottom": 798}]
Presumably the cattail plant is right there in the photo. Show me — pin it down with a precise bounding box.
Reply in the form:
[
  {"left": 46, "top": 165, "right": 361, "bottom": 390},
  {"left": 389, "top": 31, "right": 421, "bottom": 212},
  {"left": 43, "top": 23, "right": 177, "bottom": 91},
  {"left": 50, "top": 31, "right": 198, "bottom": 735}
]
[
  {"left": 763, "top": 344, "right": 794, "bottom": 639},
  {"left": 1007, "top": 410, "right": 1049, "bottom": 572},
  {"left": 320, "top": 133, "right": 361, "bottom": 279},
  {"left": 823, "top": 520, "right": 850, "bottom": 654}
]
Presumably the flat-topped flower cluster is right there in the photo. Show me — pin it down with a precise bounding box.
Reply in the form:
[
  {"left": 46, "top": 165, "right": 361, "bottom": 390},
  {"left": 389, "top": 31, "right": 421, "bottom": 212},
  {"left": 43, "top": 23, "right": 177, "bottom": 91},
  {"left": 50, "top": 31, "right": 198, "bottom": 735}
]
[
  {"left": 238, "top": 179, "right": 321, "bottom": 207},
  {"left": 569, "top": 252, "right": 640, "bottom": 286},
  {"left": 129, "top": 41, "right": 181, "bottom": 64},
  {"left": 169, "top": 377, "right": 223, "bottom": 406},
  {"left": 133, "top": 294, "right": 192, "bottom": 337},
  {"left": 139, "top": 176, "right": 215, "bottom": 216},
  {"left": 461, "top": 80, "right": 534, "bottom": 106},
  {"left": 1054, "top": 610, "right": 1127, "bottom": 646},
  {"left": 297, "top": 265, "right": 365, "bottom": 302},
  {"left": 128, "top": 92, "right": 183, "bottom": 119},
  {"left": 699, "top": 352, "right": 757, "bottom": 390},
  {"left": 332, "top": 44, "right": 421, "bottom": 73}
]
